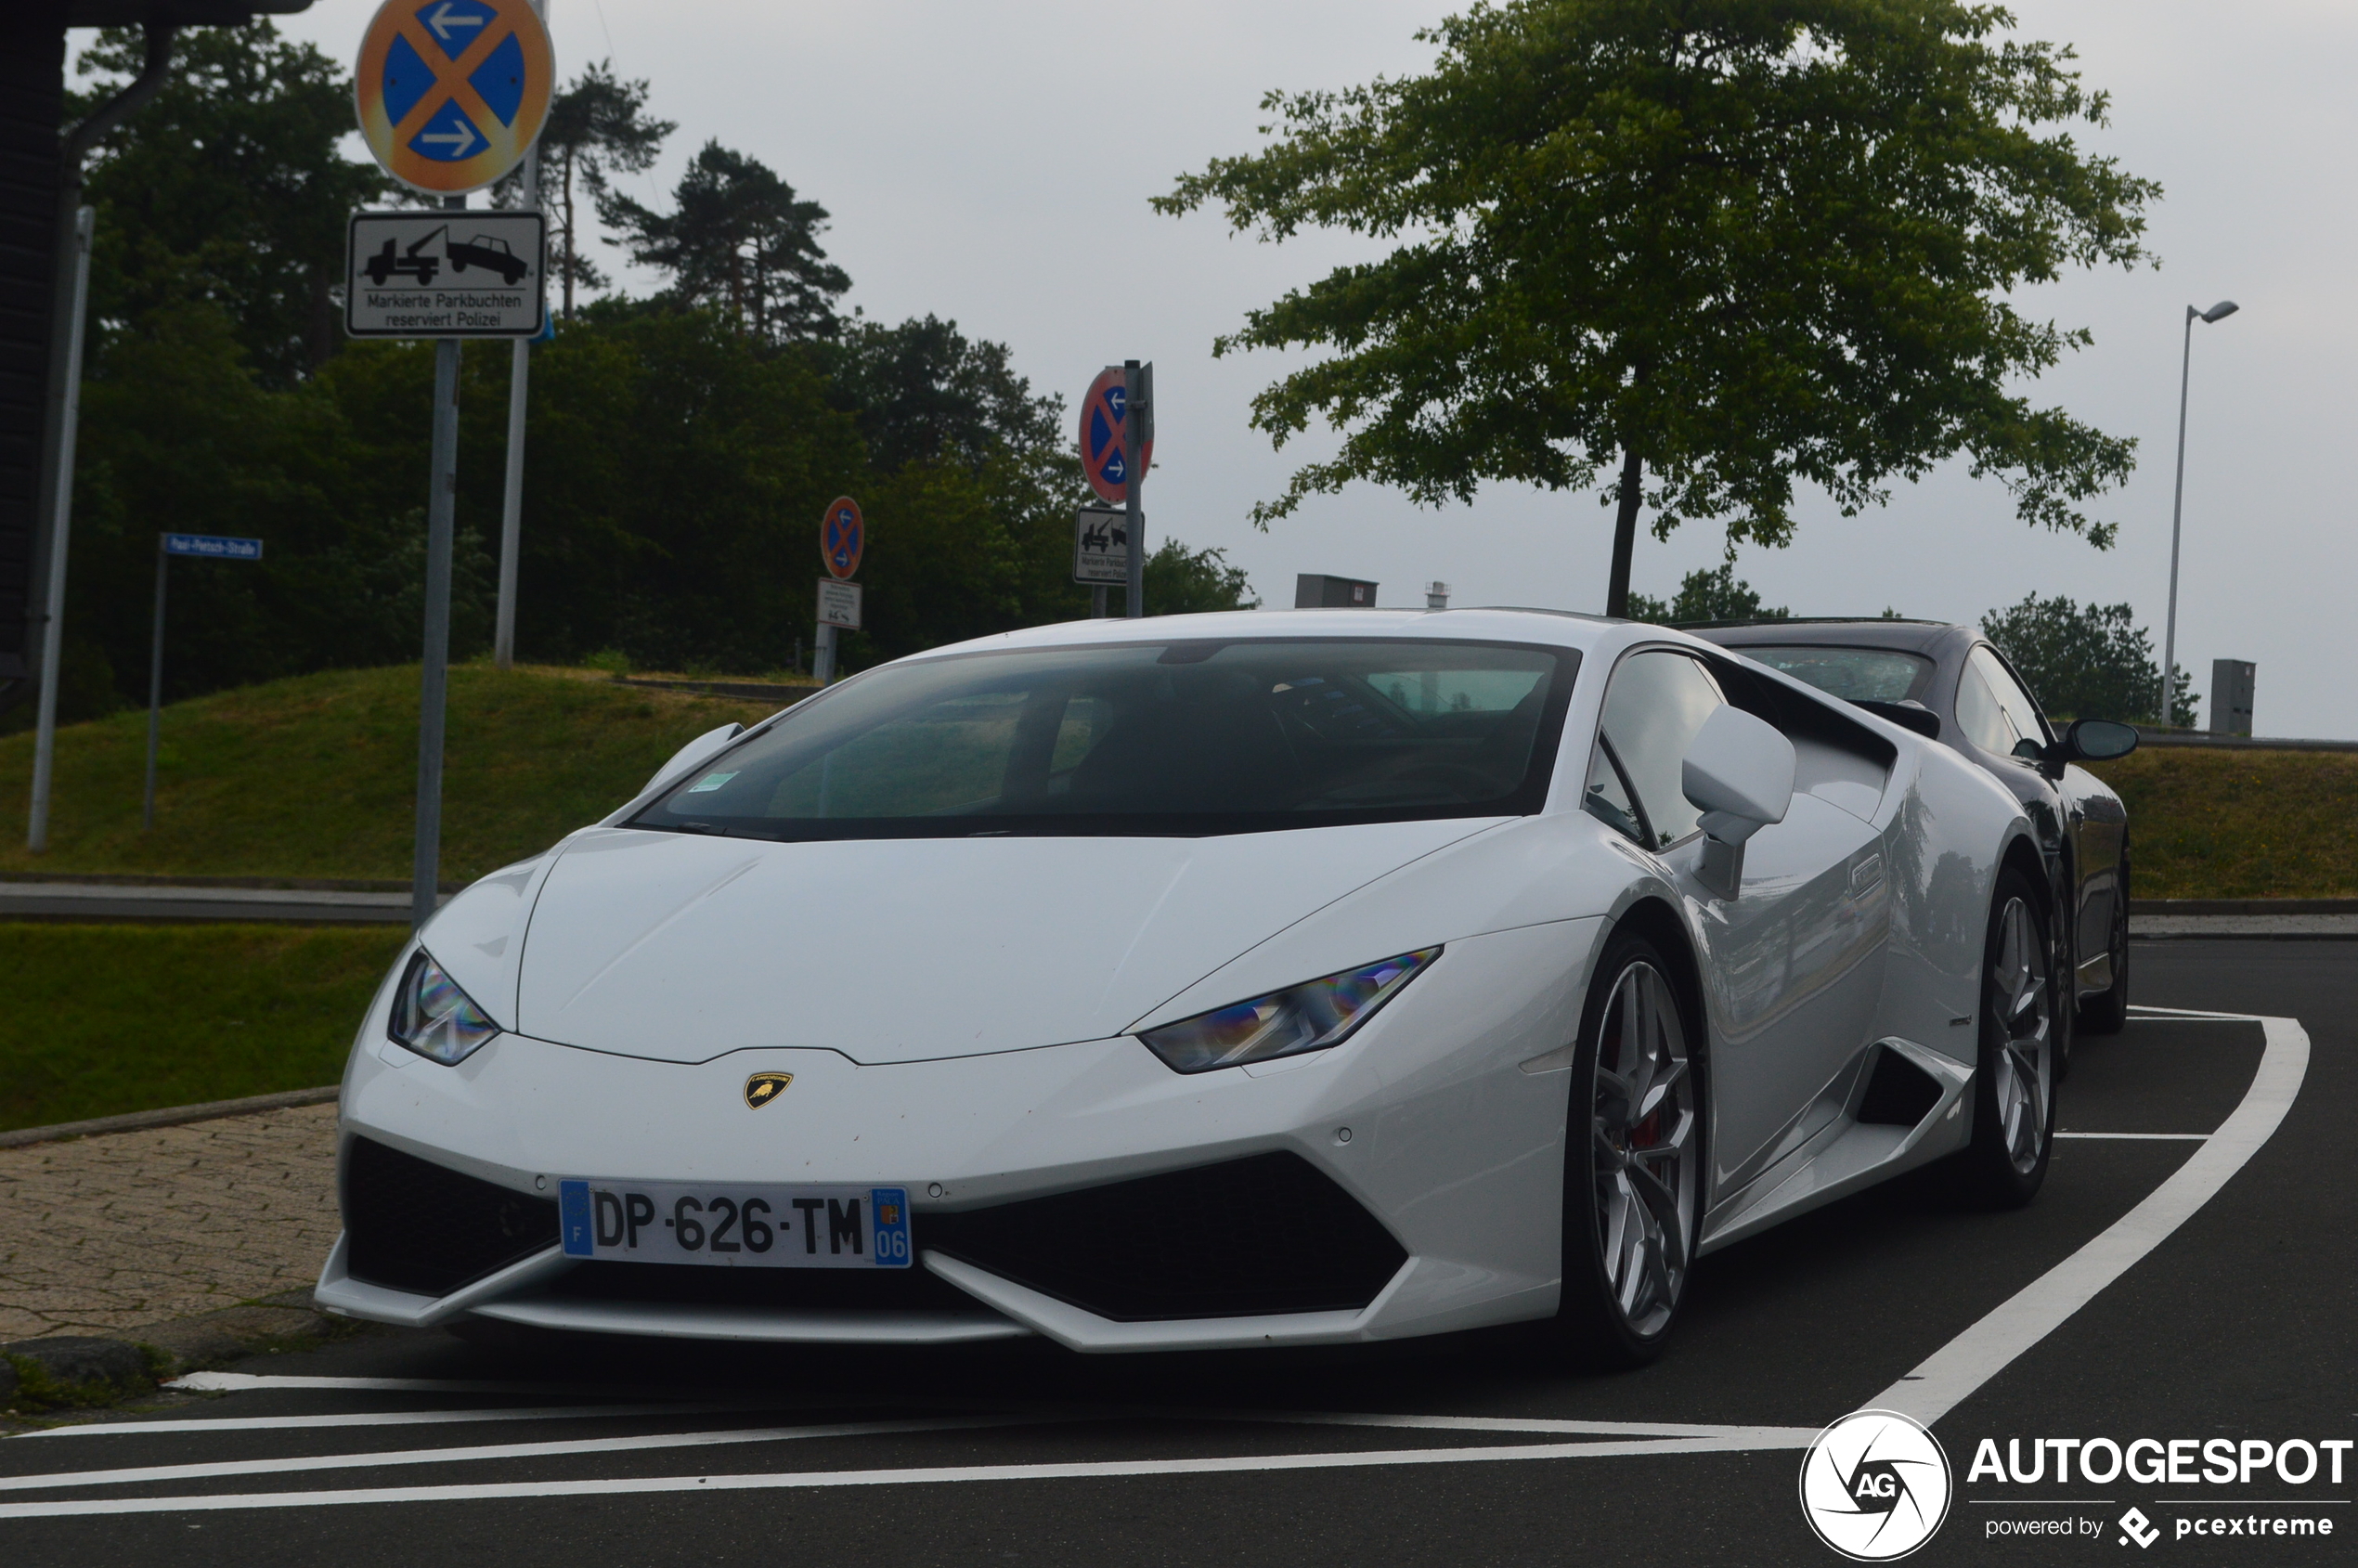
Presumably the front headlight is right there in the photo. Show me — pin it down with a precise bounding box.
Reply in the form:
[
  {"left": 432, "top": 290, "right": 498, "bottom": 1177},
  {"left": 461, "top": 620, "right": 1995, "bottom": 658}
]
[
  {"left": 1137, "top": 948, "right": 1439, "bottom": 1074},
  {"left": 387, "top": 950, "right": 502, "bottom": 1065}
]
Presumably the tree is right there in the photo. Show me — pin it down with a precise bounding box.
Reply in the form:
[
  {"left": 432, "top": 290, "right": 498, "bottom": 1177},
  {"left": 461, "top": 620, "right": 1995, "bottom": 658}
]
[
  {"left": 505, "top": 60, "right": 674, "bottom": 319},
  {"left": 73, "top": 22, "right": 384, "bottom": 383},
  {"left": 1157, "top": 0, "right": 2159, "bottom": 615},
  {"left": 1626, "top": 564, "right": 1787, "bottom": 625},
  {"left": 602, "top": 142, "right": 850, "bottom": 343},
  {"left": 1144, "top": 540, "right": 1261, "bottom": 616},
  {"left": 1983, "top": 592, "right": 2195, "bottom": 726},
  {"left": 825, "top": 315, "right": 1065, "bottom": 475}
]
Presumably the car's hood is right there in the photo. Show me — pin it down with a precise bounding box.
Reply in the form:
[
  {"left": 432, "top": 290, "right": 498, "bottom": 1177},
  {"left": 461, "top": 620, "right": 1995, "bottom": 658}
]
[{"left": 512, "top": 821, "right": 1501, "bottom": 1064}]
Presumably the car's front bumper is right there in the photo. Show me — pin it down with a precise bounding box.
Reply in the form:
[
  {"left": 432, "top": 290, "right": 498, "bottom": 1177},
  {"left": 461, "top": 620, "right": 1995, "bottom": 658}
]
[{"left": 318, "top": 917, "right": 1603, "bottom": 1352}]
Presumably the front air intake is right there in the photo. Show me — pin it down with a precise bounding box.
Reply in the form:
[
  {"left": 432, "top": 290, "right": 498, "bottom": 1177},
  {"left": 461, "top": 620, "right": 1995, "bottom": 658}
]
[
  {"left": 343, "top": 1136, "right": 559, "bottom": 1297},
  {"left": 921, "top": 1151, "right": 1407, "bottom": 1322}
]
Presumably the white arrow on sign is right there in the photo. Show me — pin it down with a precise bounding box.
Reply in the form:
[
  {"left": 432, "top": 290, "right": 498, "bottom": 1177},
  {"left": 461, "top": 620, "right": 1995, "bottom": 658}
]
[
  {"left": 425, "top": 2, "right": 486, "bottom": 43},
  {"left": 417, "top": 123, "right": 482, "bottom": 155}
]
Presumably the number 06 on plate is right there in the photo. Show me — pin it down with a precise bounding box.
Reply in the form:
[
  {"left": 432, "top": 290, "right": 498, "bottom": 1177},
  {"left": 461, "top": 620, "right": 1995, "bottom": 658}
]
[{"left": 558, "top": 1181, "right": 913, "bottom": 1267}]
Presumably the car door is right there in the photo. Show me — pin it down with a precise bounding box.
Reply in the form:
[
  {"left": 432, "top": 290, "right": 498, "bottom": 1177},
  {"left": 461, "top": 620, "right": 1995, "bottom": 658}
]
[
  {"left": 1584, "top": 649, "right": 1892, "bottom": 1195},
  {"left": 1961, "top": 645, "right": 2119, "bottom": 982}
]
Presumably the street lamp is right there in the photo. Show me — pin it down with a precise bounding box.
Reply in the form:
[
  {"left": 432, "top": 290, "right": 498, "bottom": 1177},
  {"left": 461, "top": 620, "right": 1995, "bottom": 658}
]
[{"left": 2160, "top": 299, "right": 2238, "bottom": 729}]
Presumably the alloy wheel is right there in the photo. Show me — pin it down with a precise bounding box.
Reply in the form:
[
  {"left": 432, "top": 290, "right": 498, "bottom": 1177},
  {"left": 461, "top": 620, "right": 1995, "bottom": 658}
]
[
  {"left": 1590, "top": 962, "right": 1699, "bottom": 1338},
  {"left": 1989, "top": 897, "right": 2053, "bottom": 1175}
]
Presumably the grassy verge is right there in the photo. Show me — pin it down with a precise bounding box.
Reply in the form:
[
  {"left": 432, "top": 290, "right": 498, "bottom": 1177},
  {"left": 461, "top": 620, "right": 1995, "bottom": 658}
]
[
  {"left": 0, "top": 663, "right": 780, "bottom": 884},
  {"left": 0, "top": 924, "right": 408, "bottom": 1134},
  {"left": 2086, "top": 748, "right": 2358, "bottom": 900}
]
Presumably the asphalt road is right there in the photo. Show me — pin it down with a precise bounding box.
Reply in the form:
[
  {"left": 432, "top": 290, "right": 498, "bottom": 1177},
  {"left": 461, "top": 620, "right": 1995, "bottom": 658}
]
[{"left": 2, "top": 939, "right": 2348, "bottom": 1567}]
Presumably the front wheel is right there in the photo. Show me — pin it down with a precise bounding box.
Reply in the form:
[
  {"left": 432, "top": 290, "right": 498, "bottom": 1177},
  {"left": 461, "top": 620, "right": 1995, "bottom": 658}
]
[
  {"left": 1555, "top": 931, "right": 1704, "bottom": 1367},
  {"left": 2078, "top": 851, "right": 2131, "bottom": 1035},
  {"left": 1952, "top": 870, "right": 2058, "bottom": 1207}
]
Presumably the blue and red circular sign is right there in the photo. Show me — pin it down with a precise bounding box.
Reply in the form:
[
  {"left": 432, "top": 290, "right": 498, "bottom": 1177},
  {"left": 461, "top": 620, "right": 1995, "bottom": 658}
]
[
  {"left": 1079, "top": 367, "right": 1152, "bottom": 505},
  {"left": 822, "top": 496, "right": 863, "bottom": 580},
  {"left": 356, "top": 0, "right": 552, "bottom": 195}
]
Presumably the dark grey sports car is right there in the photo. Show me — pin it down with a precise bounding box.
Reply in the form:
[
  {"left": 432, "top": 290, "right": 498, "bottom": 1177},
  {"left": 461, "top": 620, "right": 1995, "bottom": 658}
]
[{"left": 1691, "top": 620, "right": 2138, "bottom": 1073}]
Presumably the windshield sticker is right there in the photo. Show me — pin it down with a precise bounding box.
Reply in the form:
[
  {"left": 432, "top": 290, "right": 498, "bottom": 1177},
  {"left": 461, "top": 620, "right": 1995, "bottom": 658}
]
[{"left": 685, "top": 771, "right": 740, "bottom": 794}]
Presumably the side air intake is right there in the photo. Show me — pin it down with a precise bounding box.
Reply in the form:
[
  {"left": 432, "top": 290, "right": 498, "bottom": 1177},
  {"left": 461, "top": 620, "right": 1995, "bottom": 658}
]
[{"left": 1856, "top": 1045, "right": 1945, "bottom": 1127}]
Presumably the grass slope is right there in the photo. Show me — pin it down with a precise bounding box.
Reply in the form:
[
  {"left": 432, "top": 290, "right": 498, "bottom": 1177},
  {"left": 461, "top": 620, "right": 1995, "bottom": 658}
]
[
  {"left": 0, "top": 664, "right": 781, "bottom": 884},
  {"left": 0, "top": 925, "right": 408, "bottom": 1132},
  {"left": 2087, "top": 748, "right": 2358, "bottom": 900}
]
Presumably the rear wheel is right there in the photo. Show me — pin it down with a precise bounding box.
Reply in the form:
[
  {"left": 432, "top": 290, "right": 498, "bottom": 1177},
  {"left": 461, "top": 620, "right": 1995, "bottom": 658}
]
[
  {"left": 1556, "top": 932, "right": 1704, "bottom": 1367},
  {"left": 1953, "top": 870, "right": 2057, "bottom": 1207},
  {"left": 2078, "top": 850, "right": 2131, "bottom": 1035}
]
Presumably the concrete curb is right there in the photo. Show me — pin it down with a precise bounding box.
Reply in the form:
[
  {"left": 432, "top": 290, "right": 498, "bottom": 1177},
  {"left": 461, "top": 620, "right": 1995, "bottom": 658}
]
[
  {"left": 2133, "top": 898, "right": 2358, "bottom": 915},
  {"left": 0, "top": 1086, "right": 339, "bottom": 1151}
]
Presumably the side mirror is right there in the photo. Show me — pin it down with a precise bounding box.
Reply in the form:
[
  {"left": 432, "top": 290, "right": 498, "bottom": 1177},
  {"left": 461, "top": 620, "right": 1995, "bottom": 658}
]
[
  {"left": 642, "top": 722, "right": 745, "bottom": 797},
  {"left": 1682, "top": 706, "right": 1796, "bottom": 898},
  {"left": 2060, "top": 719, "right": 2138, "bottom": 763}
]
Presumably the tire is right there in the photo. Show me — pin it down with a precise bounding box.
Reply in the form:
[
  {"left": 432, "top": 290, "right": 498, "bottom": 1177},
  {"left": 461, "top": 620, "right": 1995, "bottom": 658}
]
[
  {"left": 2078, "top": 849, "right": 2131, "bottom": 1035},
  {"left": 1555, "top": 930, "right": 1705, "bottom": 1367},
  {"left": 1952, "top": 868, "right": 2058, "bottom": 1207}
]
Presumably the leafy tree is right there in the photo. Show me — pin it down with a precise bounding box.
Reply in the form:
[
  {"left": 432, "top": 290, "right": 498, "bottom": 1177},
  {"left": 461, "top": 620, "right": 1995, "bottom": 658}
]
[
  {"left": 1626, "top": 564, "right": 1787, "bottom": 625},
  {"left": 602, "top": 142, "right": 850, "bottom": 343},
  {"left": 1983, "top": 592, "right": 2194, "bottom": 726},
  {"left": 1157, "top": 0, "right": 2159, "bottom": 615},
  {"left": 1143, "top": 540, "right": 1261, "bottom": 616},
  {"left": 825, "top": 315, "right": 1065, "bottom": 475},
  {"left": 502, "top": 60, "right": 674, "bottom": 318},
  {"left": 73, "top": 22, "right": 384, "bottom": 383}
]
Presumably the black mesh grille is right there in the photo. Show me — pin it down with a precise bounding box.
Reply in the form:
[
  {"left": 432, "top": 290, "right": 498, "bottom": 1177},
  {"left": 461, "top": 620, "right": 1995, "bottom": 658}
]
[
  {"left": 545, "top": 1260, "right": 991, "bottom": 1315},
  {"left": 922, "top": 1151, "right": 1406, "bottom": 1321},
  {"left": 344, "top": 1136, "right": 559, "bottom": 1297}
]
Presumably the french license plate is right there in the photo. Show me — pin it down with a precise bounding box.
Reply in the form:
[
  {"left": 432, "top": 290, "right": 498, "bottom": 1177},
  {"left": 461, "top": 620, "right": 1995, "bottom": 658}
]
[{"left": 558, "top": 1181, "right": 912, "bottom": 1268}]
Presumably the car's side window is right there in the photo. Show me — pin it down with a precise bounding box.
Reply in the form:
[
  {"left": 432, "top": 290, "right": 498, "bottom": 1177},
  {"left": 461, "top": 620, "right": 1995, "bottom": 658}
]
[
  {"left": 1582, "top": 741, "right": 1649, "bottom": 846},
  {"left": 1960, "top": 646, "right": 2050, "bottom": 760},
  {"left": 1591, "top": 650, "right": 1727, "bottom": 849}
]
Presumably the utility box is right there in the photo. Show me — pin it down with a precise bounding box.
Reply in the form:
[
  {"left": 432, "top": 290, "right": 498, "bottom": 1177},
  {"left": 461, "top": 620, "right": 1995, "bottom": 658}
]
[
  {"left": 1296, "top": 574, "right": 1380, "bottom": 608},
  {"left": 2210, "top": 659, "right": 2255, "bottom": 736}
]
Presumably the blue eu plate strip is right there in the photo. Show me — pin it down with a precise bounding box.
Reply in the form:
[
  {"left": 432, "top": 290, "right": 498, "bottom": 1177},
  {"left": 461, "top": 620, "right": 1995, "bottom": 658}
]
[
  {"left": 871, "top": 1187, "right": 911, "bottom": 1267},
  {"left": 559, "top": 1180, "right": 594, "bottom": 1257}
]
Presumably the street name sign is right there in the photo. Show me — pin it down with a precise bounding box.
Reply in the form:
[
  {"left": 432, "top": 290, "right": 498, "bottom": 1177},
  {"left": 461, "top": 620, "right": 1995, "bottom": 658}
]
[
  {"left": 1079, "top": 366, "right": 1153, "bottom": 504},
  {"left": 355, "top": 0, "right": 554, "bottom": 195},
  {"left": 817, "top": 578, "right": 863, "bottom": 630},
  {"left": 1073, "top": 504, "right": 1129, "bottom": 585},
  {"left": 163, "top": 533, "right": 263, "bottom": 561},
  {"left": 822, "top": 496, "right": 864, "bottom": 579},
  {"left": 346, "top": 211, "right": 547, "bottom": 338}
]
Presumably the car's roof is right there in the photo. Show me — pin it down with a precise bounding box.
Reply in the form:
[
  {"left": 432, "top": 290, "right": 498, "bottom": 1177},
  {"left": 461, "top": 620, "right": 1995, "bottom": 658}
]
[
  {"left": 1687, "top": 619, "right": 1975, "bottom": 656},
  {"left": 917, "top": 605, "right": 1627, "bottom": 660}
]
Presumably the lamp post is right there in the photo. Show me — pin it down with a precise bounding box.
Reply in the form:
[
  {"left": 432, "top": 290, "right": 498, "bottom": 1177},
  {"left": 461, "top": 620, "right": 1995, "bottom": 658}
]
[{"left": 2161, "top": 299, "right": 2238, "bottom": 728}]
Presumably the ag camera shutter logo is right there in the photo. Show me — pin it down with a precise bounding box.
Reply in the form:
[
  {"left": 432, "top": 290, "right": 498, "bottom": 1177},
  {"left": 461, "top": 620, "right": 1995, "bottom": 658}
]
[{"left": 1800, "top": 1409, "right": 1953, "bottom": 1561}]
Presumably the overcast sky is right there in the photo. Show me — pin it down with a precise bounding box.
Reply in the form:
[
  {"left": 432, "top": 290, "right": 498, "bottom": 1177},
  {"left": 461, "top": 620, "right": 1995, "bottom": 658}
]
[{"left": 258, "top": 0, "right": 2352, "bottom": 736}]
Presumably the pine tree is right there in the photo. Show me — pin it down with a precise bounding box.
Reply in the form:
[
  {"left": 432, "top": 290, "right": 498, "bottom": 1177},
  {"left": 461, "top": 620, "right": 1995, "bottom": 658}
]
[{"left": 602, "top": 142, "right": 849, "bottom": 343}]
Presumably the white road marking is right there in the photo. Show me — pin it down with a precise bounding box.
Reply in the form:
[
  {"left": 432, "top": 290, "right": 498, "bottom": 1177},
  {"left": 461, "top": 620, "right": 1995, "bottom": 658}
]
[
  {"left": 2122, "top": 1004, "right": 2263, "bottom": 1021},
  {"left": 0, "top": 1416, "right": 1034, "bottom": 1495},
  {"left": 1214, "top": 1409, "right": 1822, "bottom": 1444},
  {"left": 0, "top": 1433, "right": 1813, "bottom": 1519},
  {"left": 2054, "top": 1132, "right": 2209, "bottom": 1141},
  {"left": 164, "top": 1374, "right": 641, "bottom": 1396},
  {"left": 8, "top": 1403, "right": 807, "bottom": 1441},
  {"left": 1870, "top": 1012, "right": 2307, "bottom": 1427}
]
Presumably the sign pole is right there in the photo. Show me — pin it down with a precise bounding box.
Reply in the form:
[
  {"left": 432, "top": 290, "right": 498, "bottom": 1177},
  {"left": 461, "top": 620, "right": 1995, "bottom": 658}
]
[
  {"left": 494, "top": 0, "right": 550, "bottom": 672},
  {"left": 413, "top": 199, "right": 465, "bottom": 930},
  {"left": 142, "top": 536, "right": 167, "bottom": 830},
  {"left": 1122, "top": 360, "right": 1145, "bottom": 619},
  {"left": 24, "top": 206, "right": 94, "bottom": 854}
]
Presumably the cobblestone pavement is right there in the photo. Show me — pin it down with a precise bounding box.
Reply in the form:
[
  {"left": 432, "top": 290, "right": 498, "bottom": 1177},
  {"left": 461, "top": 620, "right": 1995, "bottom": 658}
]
[{"left": 0, "top": 1104, "right": 339, "bottom": 1341}]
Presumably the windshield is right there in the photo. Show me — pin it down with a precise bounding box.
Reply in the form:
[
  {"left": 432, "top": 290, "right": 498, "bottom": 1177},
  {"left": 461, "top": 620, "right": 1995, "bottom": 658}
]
[
  {"left": 629, "top": 638, "right": 1574, "bottom": 840},
  {"left": 1733, "top": 644, "right": 1931, "bottom": 704}
]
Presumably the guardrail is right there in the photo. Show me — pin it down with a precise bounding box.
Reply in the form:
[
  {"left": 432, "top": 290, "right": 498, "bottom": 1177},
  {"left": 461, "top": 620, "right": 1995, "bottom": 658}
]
[{"left": 2131, "top": 727, "right": 2358, "bottom": 754}]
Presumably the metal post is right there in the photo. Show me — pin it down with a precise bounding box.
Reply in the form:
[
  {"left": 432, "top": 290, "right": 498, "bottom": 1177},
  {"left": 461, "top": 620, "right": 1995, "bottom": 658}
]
[
  {"left": 1090, "top": 584, "right": 1108, "bottom": 618},
  {"left": 813, "top": 623, "right": 836, "bottom": 685},
  {"left": 493, "top": 4, "right": 546, "bottom": 671},
  {"left": 2161, "top": 306, "right": 2195, "bottom": 729},
  {"left": 413, "top": 199, "right": 466, "bottom": 930},
  {"left": 143, "top": 536, "right": 166, "bottom": 830},
  {"left": 25, "top": 206, "right": 96, "bottom": 854},
  {"left": 1122, "top": 360, "right": 1145, "bottom": 619}
]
